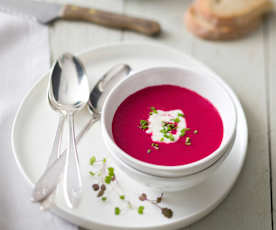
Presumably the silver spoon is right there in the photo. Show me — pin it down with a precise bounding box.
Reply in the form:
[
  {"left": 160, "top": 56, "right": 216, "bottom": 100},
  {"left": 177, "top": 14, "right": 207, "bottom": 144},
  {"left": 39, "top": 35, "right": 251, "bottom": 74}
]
[
  {"left": 47, "top": 89, "right": 65, "bottom": 168},
  {"left": 32, "top": 64, "right": 131, "bottom": 204},
  {"left": 50, "top": 53, "right": 90, "bottom": 208}
]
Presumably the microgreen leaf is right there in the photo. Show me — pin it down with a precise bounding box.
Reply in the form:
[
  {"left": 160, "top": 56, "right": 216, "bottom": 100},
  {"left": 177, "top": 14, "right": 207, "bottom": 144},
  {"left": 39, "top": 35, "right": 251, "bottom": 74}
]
[
  {"left": 90, "top": 156, "right": 96, "bottom": 165},
  {"left": 108, "top": 167, "right": 114, "bottom": 177},
  {"left": 138, "top": 206, "right": 144, "bottom": 214},
  {"left": 120, "top": 195, "right": 125, "bottom": 200},
  {"left": 89, "top": 171, "right": 95, "bottom": 176},
  {"left": 115, "top": 207, "right": 121, "bottom": 215},
  {"left": 102, "top": 197, "right": 107, "bottom": 201},
  {"left": 105, "top": 175, "right": 112, "bottom": 184}
]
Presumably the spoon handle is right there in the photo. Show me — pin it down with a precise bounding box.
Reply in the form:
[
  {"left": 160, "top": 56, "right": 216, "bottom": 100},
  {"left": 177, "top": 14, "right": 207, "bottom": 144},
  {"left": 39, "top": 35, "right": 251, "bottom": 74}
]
[
  {"left": 47, "top": 115, "right": 65, "bottom": 168},
  {"left": 64, "top": 113, "right": 82, "bottom": 208},
  {"left": 32, "top": 115, "right": 98, "bottom": 203}
]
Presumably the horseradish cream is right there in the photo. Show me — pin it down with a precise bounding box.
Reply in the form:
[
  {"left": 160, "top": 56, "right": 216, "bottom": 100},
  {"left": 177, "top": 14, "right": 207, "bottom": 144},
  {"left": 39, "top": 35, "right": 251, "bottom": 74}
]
[{"left": 146, "top": 109, "right": 187, "bottom": 144}]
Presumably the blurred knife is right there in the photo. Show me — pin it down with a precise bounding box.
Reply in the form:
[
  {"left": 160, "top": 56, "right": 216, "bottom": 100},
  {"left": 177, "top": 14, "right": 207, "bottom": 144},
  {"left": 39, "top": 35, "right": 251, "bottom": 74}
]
[{"left": 0, "top": 0, "right": 161, "bottom": 36}]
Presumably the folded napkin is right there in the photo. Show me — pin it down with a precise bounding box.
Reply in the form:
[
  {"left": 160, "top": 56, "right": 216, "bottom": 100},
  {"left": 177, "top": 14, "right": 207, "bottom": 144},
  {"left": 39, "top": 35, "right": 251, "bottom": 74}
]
[{"left": 0, "top": 13, "right": 77, "bottom": 230}]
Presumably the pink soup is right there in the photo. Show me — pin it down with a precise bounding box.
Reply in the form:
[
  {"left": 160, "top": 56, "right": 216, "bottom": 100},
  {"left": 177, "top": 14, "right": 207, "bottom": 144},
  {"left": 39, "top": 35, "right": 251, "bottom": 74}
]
[{"left": 112, "top": 85, "right": 223, "bottom": 166}]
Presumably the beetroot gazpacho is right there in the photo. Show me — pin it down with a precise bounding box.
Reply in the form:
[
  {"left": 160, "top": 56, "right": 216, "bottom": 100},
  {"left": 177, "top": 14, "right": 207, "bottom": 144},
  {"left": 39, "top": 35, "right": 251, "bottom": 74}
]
[{"left": 112, "top": 85, "right": 223, "bottom": 167}]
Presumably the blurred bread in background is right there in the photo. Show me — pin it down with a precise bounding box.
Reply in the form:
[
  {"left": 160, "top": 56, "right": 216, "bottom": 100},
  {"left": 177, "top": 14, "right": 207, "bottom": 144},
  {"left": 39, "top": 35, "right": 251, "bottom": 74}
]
[{"left": 185, "top": 0, "right": 274, "bottom": 40}]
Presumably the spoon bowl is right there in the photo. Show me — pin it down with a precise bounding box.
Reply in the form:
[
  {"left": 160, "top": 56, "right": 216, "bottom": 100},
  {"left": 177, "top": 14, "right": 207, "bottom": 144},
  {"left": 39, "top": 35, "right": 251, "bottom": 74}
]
[{"left": 50, "top": 53, "right": 89, "bottom": 113}]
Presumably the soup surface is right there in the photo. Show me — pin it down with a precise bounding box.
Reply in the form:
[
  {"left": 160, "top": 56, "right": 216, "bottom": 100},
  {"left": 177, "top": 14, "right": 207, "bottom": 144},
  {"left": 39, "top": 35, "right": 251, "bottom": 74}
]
[{"left": 112, "top": 85, "right": 223, "bottom": 166}]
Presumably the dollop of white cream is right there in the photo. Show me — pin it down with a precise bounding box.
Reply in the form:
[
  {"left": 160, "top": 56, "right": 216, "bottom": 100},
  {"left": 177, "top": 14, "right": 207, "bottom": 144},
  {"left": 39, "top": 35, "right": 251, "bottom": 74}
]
[{"left": 146, "top": 109, "right": 187, "bottom": 143}]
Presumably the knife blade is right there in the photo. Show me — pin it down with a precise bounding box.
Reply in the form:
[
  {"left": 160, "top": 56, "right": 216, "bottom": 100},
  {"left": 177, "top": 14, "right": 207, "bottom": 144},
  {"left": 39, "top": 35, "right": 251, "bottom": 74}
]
[
  {"left": 0, "top": 0, "right": 62, "bottom": 23},
  {"left": 0, "top": 0, "right": 161, "bottom": 36}
]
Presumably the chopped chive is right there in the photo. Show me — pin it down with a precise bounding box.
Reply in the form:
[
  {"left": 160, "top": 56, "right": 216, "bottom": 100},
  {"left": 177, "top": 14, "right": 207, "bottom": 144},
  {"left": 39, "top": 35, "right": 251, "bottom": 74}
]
[
  {"left": 139, "top": 120, "right": 149, "bottom": 130},
  {"left": 160, "top": 137, "right": 164, "bottom": 142},
  {"left": 178, "top": 113, "right": 185, "bottom": 117},
  {"left": 185, "top": 137, "right": 191, "bottom": 145},
  {"left": 103, "top": 158, "right": 107, "bottom": 163},
  {"left": 147, "top": 149, "right": 151, "bottom": 153},
  {"left": 150, "top": 107, "right": 158, "bottom": 114},
  {"left": 180, "top": 128, "right": 191, "bottom": 137},
  {"left": 120, "top": 195, "right": 125, "bottom": 200},
  {"left": 102, "top": 197, "right": 107, "bottom": 201},
  {"left": 174, "top": 117, "right": 180, "bottom": 123},
  {"left": 160, "top": 129, "right": 166, "bottom": 133},
  {"left": 152, "top": 143, "right": 159, "bottom": 149},
  {"left": 169, "top": 134, "right": 174, "bottom": 141}
]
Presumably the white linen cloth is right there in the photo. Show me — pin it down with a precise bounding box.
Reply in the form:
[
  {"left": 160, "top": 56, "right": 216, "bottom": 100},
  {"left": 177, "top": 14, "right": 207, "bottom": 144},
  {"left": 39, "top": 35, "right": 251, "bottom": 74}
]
[{"left": 0, "top": 13, "right": 77, "bottom": 230}]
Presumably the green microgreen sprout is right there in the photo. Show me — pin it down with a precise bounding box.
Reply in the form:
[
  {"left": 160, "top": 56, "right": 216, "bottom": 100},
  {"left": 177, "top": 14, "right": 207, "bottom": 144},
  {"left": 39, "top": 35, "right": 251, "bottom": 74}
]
[
  {"left": 89, "top": 155, "right": 173, "bottom": 219},
  {"left": 90, "top": 156, "right": 96, "bottom": 165},
  {"left": 138, "top": 206, "right": 144, "bottom": 215},
  {"left": 139, "top": 193, "right": 173, "bottom": 218},
  {"left": 105, "top": 175, "right": 112, "bottom": 184},
  {"left": 89, "top": 171, "right": 95, "bottom": 176},
  {"left": 178, "top": 113, "right": 185, "bottom": 117},
  {"left": 147, "top": 149, "right": 152, "bottom": 154},
  {"left": 115, "top": 207, "right": 121, "bottom": 215},
  {"left": 160, "top": 137, "right": 164, "bottom": 142}
]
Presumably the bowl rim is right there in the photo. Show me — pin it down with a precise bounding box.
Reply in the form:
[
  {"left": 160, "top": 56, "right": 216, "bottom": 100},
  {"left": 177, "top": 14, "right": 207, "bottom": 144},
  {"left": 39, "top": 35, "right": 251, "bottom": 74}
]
[{"left": 101, "top": 66, "right": 237, "bottom": 173}]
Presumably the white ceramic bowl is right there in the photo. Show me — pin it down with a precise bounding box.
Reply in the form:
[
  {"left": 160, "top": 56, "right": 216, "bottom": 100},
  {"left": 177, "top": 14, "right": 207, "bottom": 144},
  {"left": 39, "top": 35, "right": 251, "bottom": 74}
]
[
  {"left": 102, "top": 67, "right": 237, "bottom": 178},
  {"left": 106, "top": 134, "right": 235, "bottom": 191}
]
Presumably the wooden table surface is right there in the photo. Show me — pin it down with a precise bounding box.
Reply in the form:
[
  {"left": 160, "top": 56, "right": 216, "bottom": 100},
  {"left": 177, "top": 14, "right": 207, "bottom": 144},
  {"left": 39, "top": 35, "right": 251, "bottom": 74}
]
[{"left": 48, "top": 0, "right": 276, "bottom": 229}]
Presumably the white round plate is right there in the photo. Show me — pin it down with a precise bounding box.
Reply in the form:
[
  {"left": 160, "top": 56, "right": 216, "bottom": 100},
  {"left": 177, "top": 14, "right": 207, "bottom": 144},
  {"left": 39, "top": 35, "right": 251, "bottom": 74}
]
[{"left": 12, "top": 42, "right": 248, "bottom": 230}]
